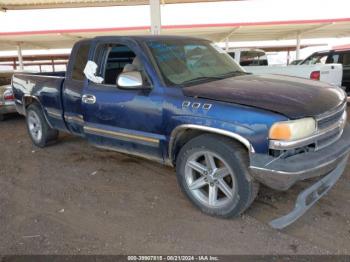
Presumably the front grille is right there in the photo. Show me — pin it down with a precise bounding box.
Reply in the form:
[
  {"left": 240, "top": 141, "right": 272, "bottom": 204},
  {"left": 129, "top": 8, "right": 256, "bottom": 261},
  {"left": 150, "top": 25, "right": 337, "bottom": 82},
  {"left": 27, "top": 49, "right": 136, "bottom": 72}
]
[
  {"left": 316, "top": 127, "right": 342, "bottom": 150},
  {"left": 315, "top": 103, "right": 347, "bottom": 150},
  {"left": 317, "top": 108, "right": 345, "bottom": 130}
]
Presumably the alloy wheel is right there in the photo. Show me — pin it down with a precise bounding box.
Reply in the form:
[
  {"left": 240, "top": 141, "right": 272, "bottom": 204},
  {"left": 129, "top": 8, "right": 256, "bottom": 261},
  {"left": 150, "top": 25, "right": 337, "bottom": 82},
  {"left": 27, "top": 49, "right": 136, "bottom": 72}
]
[{"left": 184, "top": 150, "right": 238, "bottom": 208}]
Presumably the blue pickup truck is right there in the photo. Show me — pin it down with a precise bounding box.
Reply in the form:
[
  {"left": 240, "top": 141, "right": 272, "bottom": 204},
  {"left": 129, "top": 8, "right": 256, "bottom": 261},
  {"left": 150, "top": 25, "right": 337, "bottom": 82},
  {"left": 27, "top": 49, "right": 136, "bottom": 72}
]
[{"left": 12, "top": 36, "right": 350, "bottom": 229}]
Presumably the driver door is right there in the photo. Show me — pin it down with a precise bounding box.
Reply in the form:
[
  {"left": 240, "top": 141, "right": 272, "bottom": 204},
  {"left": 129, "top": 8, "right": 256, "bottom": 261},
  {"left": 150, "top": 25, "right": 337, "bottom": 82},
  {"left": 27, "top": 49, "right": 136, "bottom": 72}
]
[{"left": 82, "top": 41, "right": 165, "bottom": 161}]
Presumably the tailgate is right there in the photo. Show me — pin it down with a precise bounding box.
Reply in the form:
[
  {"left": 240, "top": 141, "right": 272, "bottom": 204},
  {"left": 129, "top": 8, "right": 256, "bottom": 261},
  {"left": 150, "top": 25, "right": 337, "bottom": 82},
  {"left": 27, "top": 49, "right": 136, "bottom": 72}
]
[{"left": 318, "top": 63, "right": 343, "bottom": 87}]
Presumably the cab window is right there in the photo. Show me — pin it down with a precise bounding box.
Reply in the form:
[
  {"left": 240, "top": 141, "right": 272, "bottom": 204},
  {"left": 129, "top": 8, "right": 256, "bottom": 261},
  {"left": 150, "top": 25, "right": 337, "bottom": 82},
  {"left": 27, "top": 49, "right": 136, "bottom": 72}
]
[
  {"left": 302, "top": 53, "right": 328, "bottom": 65},
  {"left": 71, "top": 44, "right": 90, "bottom": 81},
  {"left": 94, "top": 44, "right": 144, "bottom": 85}
]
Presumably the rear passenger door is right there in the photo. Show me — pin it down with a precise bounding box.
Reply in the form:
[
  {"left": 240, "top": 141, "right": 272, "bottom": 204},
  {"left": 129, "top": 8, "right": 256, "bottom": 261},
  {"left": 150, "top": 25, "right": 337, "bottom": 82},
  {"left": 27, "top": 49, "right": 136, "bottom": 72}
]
[{"left": 62, "top": 40, "right": 91, "bottom": 136}]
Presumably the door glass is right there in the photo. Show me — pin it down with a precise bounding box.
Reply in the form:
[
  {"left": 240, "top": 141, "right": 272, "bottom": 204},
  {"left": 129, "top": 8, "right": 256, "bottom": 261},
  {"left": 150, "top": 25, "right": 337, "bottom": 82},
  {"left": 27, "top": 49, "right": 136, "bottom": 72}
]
[{"left": 98, "top": 44, "right": 138, "bottom": 85}]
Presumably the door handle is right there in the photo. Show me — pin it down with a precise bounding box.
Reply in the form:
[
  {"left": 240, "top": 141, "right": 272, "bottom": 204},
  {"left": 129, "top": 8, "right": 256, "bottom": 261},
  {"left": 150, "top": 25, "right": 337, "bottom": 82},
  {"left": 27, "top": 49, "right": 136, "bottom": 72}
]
[{"left": 82, "top": 94, "right": 96, "bottom": 104}]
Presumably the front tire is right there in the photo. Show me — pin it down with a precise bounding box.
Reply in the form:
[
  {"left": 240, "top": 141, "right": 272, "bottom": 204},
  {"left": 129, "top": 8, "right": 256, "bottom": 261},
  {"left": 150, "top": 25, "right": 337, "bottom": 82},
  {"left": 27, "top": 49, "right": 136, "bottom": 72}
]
[
  {"left": 176, "top": 134, "right": 259, "bottom": 218},
  {"left": 26, "top": 104, "right": 59, "bottom": 147}
]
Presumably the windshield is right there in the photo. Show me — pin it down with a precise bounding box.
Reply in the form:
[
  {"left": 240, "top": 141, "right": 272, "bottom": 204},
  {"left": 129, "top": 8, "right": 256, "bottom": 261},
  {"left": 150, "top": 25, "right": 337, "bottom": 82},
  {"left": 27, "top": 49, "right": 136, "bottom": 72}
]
[{"left": 146, "top": 39, "right": 245, "bottom": 86}]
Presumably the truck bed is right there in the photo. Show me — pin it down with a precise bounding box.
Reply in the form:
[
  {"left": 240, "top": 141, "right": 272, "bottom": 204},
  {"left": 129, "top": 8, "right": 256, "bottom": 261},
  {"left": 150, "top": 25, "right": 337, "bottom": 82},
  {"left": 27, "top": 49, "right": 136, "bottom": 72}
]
[
  {"left": 12, "top": 71, "right": 68, "bottom": 131},
  {"left": 243, "top": 64, "right": 343, "bottom": 87}
]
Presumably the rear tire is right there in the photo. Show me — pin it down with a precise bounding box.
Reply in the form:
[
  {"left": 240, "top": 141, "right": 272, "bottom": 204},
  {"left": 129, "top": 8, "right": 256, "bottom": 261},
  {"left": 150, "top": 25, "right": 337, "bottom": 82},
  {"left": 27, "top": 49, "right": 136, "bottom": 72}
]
[
  {"left": 176, "top": 134, "right": 259, "bottom": 218},
  {"left": 0, "top": 114, "right": 4, "bottom": 121},
  {"left": 26, "top": 104, "right": 59, "bottom": 147}
]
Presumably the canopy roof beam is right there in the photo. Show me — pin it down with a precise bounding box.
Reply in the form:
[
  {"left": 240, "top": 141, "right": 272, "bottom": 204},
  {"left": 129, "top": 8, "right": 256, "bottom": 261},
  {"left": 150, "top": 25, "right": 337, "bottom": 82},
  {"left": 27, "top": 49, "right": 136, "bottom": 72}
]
[
  {"left": 218, "top": 26, "right": 241, "bottom": 42},
  {"left": 60, "top": 33, "right": 84, "bottom": 40},
  {"left": 278, "top": 22, "right": 334, "bottom": 40}
]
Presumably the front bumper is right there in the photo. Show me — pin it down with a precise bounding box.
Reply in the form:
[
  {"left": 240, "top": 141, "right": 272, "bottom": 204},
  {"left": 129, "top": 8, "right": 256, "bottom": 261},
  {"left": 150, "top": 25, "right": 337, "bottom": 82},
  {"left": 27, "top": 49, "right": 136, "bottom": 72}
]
[
  {"left": 0, "top": 102, "right": 16, "bottom": 115},
  {"left": 269, "top": 156, "right": 348, "bottom": 229},
  {"left": 249, "top": 124, "right": 350, "bottom": 191}
]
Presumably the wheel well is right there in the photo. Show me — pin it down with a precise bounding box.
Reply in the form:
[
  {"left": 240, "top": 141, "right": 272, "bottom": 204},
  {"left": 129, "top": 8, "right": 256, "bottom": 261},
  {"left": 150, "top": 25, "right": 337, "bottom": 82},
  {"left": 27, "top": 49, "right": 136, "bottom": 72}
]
[
  {"left": 171, "top": 129, "right": 250, "bottom": 164},
  {"left": 23, "top": 96, "right": 40, "bottom": 109},
  {"left": 23, "top": 96, "right": 54, "bottom": 129}
]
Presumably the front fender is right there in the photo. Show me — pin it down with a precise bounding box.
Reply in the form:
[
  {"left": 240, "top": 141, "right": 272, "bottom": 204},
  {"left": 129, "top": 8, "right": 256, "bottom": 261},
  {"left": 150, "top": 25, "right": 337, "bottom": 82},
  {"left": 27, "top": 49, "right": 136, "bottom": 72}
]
[{"left": 167, "top": 115, "right": 258, "bottom": 162}]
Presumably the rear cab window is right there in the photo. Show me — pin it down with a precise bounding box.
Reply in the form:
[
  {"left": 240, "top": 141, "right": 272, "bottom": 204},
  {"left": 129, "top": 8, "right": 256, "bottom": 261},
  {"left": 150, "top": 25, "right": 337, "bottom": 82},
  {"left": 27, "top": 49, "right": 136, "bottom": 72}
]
[{"left": 71, "top": 43, "right": 90, "bottom": 81}]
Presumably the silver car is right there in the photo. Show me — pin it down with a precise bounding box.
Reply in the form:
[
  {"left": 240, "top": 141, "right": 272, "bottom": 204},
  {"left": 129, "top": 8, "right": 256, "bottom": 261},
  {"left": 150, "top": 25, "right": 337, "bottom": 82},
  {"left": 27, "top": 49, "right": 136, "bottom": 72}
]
[{"left": 0, "top": 72, "right": 16, "bottom": 121}]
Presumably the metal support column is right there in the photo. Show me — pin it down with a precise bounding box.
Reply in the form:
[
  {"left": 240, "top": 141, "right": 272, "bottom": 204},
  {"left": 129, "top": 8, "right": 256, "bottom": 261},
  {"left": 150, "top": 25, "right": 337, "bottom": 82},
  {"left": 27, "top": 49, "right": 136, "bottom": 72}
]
[
  {"left": 51, "top": 59, "right": 55, "bottom": 72},
  {"left": 17, "top": 43, "right": 24, "bottom": 71},
  {"left": 296, "top": 32, "right": 301, "bottom": 60},
  {"left": 225, "top": 37, "right": 229, "bottom": 51},
  {"left": 13, "top": 58, "right": 17, "bottom": 70},
  {"left": 150, "top": 0, "right": 161, "bottom": 35}
]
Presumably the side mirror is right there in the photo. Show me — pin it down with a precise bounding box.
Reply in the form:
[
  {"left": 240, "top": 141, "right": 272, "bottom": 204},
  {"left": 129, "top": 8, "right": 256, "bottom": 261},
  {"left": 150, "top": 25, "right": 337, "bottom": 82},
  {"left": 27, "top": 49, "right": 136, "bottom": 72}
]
[{"left": 117, "top": 71, "right": 143, "bottom": 89}]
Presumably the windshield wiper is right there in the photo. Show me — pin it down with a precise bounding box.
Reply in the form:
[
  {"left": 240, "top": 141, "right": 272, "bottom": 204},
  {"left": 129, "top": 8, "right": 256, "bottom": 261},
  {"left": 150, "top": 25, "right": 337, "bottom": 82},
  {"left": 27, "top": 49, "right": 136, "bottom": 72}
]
[
  {"left": 180, "top": 71, "right": 250, "bottom": 86},
  {"left": 181, "top": 76, "right": 225, "bottom": 85},
  {"left": 217, "top": 70, "right": 250, "bottom": 78}
]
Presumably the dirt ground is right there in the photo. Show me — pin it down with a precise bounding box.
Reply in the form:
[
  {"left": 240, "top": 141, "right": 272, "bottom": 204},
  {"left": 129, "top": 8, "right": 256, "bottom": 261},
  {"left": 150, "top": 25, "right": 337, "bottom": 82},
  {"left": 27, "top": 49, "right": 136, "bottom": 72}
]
[{"left": 0, "top": 114, "right": 349, "bottom": 255}]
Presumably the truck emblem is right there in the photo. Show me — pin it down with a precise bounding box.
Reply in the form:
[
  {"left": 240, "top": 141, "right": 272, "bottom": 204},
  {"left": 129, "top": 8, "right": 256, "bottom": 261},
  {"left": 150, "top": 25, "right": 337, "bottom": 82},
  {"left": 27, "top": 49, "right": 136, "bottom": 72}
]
[
  {"left": 182, "top": 101, "right": 212, "bottom": 111},
  {"left": 203, "top": 103, "right": 212, "bottom": 110},
  {"left": 182, "top": 101, "right": 191, "bottom": 108},
  {"left": 192, "top": 102, "right": 201, "bottom": 109}
]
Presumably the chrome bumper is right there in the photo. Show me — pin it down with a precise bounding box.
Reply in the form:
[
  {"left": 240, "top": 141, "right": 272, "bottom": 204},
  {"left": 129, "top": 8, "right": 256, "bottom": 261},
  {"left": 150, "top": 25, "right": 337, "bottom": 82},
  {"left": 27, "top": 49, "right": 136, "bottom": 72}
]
[
  {"left": 249, "top": 124, "right": 350, "bottom": 190},
  {"left": 0, "top": 102, "right": 16, "bottom": 115}
]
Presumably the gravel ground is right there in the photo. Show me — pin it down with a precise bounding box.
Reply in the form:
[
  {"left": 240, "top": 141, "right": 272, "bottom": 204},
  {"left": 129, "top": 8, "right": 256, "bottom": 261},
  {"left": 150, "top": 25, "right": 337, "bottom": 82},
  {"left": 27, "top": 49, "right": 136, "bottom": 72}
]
[{"left": 0, "top": 114, "right": 349, "bottom": 255}]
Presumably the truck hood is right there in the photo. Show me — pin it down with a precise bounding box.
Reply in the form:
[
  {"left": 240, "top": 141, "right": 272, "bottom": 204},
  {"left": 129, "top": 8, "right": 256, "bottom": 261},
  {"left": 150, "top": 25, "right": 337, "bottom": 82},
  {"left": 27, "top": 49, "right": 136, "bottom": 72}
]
[{"left": 183, "top": 74, "right": 346, "bottom": 119}]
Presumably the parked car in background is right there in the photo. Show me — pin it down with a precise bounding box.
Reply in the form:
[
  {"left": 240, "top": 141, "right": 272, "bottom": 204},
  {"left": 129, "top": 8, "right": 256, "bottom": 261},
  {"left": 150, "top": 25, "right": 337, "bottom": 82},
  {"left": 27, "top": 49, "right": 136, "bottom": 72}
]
[
  {"left": 289, "top": 59, "right": 303, "bottom": 65},
  {"left": 227, "top": 48, "right": 343, "bottom": 87},
  {"left": 300, "top": 48, "right": 350, "bottom": 95},
  {"left": 0, "top": 72, "right": 16, "bottom": 121},
  {"left": 226, "top": 48, "right": 268, "bottom": 66},
  {"left": 12, "top": 36, "right": 350, "bottom": 229}
]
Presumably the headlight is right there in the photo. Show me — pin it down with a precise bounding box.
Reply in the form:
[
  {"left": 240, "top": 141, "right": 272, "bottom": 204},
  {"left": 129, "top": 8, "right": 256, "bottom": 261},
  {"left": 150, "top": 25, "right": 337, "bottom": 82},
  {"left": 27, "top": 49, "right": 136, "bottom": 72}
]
[{"left": 269, "top": 118, "right": 316, "bottom": 141}]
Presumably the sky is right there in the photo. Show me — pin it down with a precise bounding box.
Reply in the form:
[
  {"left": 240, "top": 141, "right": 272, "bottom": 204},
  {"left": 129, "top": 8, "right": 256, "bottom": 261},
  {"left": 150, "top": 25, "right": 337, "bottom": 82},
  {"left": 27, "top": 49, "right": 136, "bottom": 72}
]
[{"left": 0, "top": 0, "right": 350, "bottom": 66}]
